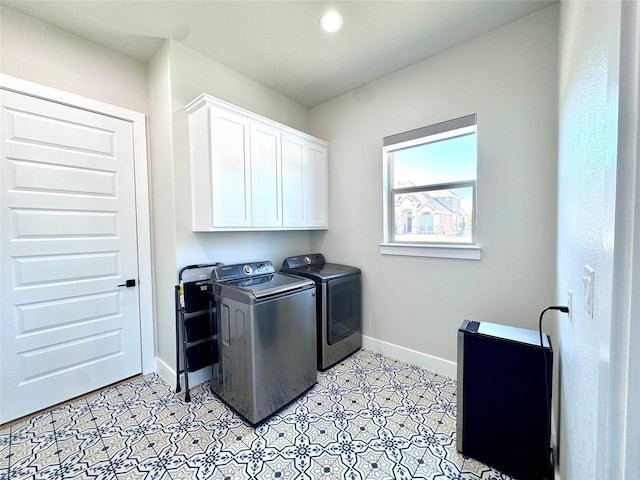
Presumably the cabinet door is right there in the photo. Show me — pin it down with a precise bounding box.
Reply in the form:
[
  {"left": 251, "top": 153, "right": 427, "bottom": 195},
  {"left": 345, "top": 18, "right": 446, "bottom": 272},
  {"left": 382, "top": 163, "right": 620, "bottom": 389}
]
[
  {"left": 250, "top": 121, "right": 281, "bottom": 227},
  {"left": 210, "top": 107, "right": 251, "bottom": 227},
  {"left": 282, "top": 133, "right": 328, "bottom": 229},
  {"left": 304, "top": 141, "right": 329, "bottom": 228},
  {"left": 281, "top": 133, "right": 305, "bottom": 227}
]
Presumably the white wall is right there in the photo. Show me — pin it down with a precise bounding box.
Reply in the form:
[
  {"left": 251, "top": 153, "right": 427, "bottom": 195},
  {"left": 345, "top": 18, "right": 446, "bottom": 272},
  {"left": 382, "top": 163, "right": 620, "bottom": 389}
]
[
  {"left": 149, "top": 40, "right": 315, "bottom": 374},
  {"left": 557, "top": 1, "right": 640, "bottom": 479},
  {"left": 556, "top": 1, "right": 617, "bottom": 478},
  {"left": 613, "top": 5, "right": 640, "bottom": 478},
  {"left": 148, "top": 42, "right": 177, "bottom": 375},
  {"left": 308, "top": 5, "right": 559, "bottom": 368},
  {"left": 0, "top": 6, "right": 148, "bottom": 114}
]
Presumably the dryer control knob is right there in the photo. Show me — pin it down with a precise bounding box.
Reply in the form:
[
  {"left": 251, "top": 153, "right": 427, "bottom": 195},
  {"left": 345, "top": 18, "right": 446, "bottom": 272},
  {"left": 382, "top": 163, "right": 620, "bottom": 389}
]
[
  {"left": 243, "top": 265, "right": 253, "bottom": 274},
  {"left": 304, "top": 256, "right": 312, "bottom": 265}
]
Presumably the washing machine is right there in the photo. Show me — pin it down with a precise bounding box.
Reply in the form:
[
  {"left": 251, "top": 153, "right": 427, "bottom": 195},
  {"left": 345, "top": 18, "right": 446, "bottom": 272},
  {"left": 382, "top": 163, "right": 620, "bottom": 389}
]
[
  {"left": 210, "top": 261, "right": 317, "bottom": 424},
  {"left": 281, "top": 253, "right": 361, "bottom": 370}
]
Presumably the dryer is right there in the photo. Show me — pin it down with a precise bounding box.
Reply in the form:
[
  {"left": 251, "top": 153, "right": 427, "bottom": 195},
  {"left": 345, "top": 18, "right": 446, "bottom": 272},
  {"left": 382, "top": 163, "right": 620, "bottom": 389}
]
[{"left": 281, "top": 253, "right": 361, "bottom": 370}]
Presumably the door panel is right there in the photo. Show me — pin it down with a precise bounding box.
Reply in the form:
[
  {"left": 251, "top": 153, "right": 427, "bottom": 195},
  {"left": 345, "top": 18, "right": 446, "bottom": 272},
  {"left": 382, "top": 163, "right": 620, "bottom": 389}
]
[
  {"left": 11, "top": 209, "right": 117, "bottom": 237},
  {"left": 281, "top": 133, "right": 304, "bottom": 227},
  {"left": 211, "top": 107, "right": 251, "bottom": 227},
  {"left": 10, "top": 160, "right": 117, "bottom": 195},
  {"left": 0, "top": 90, "right": 142, "bottom": 423},
  {"left": 250, "top": 121, "right": 281, "bottom": 227},
  {"left": 17, "top": 292, "right": 119, "bottom": 332},
  {"left": 303, "top": 141, "right": 328, "bottom": 228}
]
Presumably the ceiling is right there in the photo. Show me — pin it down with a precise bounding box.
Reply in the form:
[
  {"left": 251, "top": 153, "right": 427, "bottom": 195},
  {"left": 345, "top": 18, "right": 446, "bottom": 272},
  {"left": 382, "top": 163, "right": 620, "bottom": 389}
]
[{"left": 1, "top": 0, "right": 556, "bottom": 107}]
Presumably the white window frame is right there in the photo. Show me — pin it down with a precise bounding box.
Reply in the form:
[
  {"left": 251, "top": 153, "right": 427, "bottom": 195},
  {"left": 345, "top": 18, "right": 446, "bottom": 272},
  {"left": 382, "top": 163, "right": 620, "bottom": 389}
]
[{"left": 380, "top": 114, "right": 481, "bottom": 260}]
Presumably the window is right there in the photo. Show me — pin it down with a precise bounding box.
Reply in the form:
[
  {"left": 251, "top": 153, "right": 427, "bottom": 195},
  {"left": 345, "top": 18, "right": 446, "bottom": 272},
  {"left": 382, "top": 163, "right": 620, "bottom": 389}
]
[{"left": 381, "top": 114, "right": 479, "bottom": 259}]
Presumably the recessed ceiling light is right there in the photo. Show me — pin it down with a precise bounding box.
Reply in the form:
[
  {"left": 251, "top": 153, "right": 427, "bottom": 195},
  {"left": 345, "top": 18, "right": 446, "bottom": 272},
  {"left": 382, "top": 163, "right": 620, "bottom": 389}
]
[{"left": 320, "top": 10, "right": 343, "bottom": 33}]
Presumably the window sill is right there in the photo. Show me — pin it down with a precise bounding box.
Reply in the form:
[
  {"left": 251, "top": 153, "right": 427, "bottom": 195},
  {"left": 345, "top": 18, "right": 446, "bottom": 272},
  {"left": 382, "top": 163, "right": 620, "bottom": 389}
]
[{"left": 379, "top": 243, "right": 481, "bottom": 260}]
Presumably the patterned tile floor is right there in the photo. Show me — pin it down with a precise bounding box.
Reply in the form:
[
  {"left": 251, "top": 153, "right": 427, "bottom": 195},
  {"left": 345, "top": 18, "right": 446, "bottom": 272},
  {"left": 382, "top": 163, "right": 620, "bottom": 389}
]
[{"left": 1, "top": 350, "right": 512, "bottom": 480}]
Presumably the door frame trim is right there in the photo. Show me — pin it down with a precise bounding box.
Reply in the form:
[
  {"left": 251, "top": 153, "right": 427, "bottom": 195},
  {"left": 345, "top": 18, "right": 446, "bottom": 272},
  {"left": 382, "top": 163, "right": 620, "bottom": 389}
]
[{"left": 0, "top": 73, "right": 155, "bottom": 374}]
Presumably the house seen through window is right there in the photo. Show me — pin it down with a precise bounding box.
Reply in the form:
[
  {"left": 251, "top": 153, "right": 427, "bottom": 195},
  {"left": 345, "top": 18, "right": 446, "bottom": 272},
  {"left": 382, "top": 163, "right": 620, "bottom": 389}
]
[{"left": 383, "top": 114, "right": 477, "bottom": 246}]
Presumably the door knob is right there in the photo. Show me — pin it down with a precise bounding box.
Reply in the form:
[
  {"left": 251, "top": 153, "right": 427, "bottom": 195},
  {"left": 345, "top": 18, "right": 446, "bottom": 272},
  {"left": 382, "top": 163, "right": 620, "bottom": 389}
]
[{"left": 118, "top": 279, "right": 136, "bottom": 288}]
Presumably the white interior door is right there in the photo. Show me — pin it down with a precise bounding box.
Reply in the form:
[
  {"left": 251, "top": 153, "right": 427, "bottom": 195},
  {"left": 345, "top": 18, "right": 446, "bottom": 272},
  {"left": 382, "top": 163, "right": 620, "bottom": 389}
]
[{"left": 0, "top": 89, "right": 142, "bottom": 423}]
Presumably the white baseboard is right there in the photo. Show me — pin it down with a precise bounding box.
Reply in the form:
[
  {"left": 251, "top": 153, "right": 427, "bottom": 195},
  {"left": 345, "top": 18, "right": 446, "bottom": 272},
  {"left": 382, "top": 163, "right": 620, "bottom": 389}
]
[
  {"left": 362, "top": 335, "right": 457, "bottom": 379},
  {"left": 155, "top": 356, "right": 212, "bottom": 392},
  {"left": 154, "top": 337, "right": 456, "bottom": 392},
  {"left": 154, "top": 356, "right": 174, "bottom": 386}
]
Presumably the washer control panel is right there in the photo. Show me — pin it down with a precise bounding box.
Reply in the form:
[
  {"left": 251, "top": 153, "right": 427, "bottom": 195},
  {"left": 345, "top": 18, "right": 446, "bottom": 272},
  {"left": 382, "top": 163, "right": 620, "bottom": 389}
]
[
  {"left": 212, "top": 261, "right": 275, "bottom": 281},
  {"left": 281, "top": 253, "right": 326, "bottom": 269}
]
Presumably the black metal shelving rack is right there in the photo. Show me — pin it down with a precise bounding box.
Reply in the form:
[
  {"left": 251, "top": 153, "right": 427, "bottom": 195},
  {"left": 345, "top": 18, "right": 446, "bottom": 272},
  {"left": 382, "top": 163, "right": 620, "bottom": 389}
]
[{"left": 175, "top": 263, "right": 221, "bottom": 402}]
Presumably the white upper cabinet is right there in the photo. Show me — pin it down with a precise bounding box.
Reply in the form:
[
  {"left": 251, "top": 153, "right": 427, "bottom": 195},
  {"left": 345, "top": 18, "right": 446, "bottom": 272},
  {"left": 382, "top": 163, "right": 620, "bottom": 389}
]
[
  {"left": 303, "top": 139, "right": 329, "bottom": 228},
  {"left": 282, "top": 132, "right": 328, "bottom": 228},
  {"left": 186, "top": 94, "right": 328, "bottom": 231},
  {"left": 188, "top": 99, "right": 252, "bottom": 229},
  {"left": 250, "top": 120, "right": 282, "bottom": 228},
  {"left": 210, "top": 106, "right": 252, "bottom": 227},
  {"left": 281, "top": 133, "right": 305, "bottom": 227}
]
